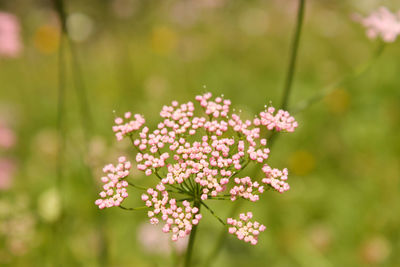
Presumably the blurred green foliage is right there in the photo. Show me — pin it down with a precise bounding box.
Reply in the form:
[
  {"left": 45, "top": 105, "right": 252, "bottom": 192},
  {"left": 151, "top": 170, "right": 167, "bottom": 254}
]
[{"left": 0, "top": 0, "right": 399, "bottom": 266}]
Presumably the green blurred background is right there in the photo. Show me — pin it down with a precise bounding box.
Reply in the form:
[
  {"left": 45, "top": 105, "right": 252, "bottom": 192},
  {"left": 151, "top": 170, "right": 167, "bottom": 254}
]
[{"left": 1, "top": 0, "right": 399, "bottom": 266}]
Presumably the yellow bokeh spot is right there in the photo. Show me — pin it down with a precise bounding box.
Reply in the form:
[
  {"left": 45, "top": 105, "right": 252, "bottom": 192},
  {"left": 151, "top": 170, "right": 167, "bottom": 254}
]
[
  {"left": 324, "top": 88, "right": 350, "bottom": 115},
  {"left": 289, "top": 150, "right": 315, "bottom": 176},
  {"left": 34, "top": 25, "right": 60, "bottom": 54},
  {"left": 151, "top": 26, "right": 177, "bottom": 55}
]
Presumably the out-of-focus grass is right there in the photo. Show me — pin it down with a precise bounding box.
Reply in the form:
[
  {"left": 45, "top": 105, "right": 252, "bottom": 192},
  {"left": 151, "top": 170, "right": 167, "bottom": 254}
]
[{"left": 0, "top": 0, "right": 399, "bottom": 266}]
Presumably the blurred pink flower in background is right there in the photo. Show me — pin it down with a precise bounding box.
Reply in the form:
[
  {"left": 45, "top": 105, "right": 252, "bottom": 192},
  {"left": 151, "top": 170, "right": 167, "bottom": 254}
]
[
  {"left": 0, "top": 158, "right": 16, "bottom": 190},
  {"left": 0, "top": 12, "right": 22, "bottom": 57},
  {"left": 354, "top": 7, "right": 400, "bottom": 43},
  {"left": 137, "top": 223, "right": 188, "bottom": 255},
  {"left": 170, "top": 0, "right": 226, "bottom": 27},
  {"left": 0, "top": 121, "right": 16, "bottom": 149}
]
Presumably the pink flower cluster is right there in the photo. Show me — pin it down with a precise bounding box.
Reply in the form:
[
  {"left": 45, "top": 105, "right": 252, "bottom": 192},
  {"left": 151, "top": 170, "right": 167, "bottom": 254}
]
[
  {"left": 230, "top": 177, "right": 264, "bottom": 202},
  {"left": 227, "top": 212, "right": 266, "bottom": 245},
  {"left": 261, "top": 165, "right": 290, "bottom": 193},
  {"left": 95, "top": 156, "right": 131, "bottom": 209},
  {"left": 0, "top": 12, "right": 22, "bottom": 58},
  {"left": 195, "top": 92, "right": 231, "bottom": 118},
  {"left": 355, "top": 7, "right": 400, "bottom": 43},
  {"left": 98, "top": 92, "right": 297, "bottom": 244},
  {"left": 141, "top": 184, "right": 202, "bottom": 241},
  {"left": 255, "top": 106, "right": 298, "bottom": 132},
  {"left": 113, "top": 112, "right": 145, "bottom": 141}
]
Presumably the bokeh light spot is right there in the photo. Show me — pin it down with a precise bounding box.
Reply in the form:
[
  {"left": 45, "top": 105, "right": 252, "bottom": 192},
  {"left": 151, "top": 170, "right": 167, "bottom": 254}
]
[
  {"left": 289, "top": 150, "right": 316, "bottom": 176},
  {"left": 151, "top": 26, "right": 178, "bottom": 55},
  {"left": 33, "top": 25, "right": 60, "bottom": 54},
  {"left": 324, "top": 88, "right": 351, "bottom": 115}
]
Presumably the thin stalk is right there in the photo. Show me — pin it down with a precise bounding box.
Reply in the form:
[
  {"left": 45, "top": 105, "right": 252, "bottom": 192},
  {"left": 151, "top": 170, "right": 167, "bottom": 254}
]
[
  {"left": 280, "top": 0, "right": 306, "bottom": 110},
  {"left": 154, "top": 171, "right": 187, "bottom": 194},
  {"left": 56, "top": 34, "right": 66, "bottom": 186},
  {"left": 127, "top": 182, "right": 147, "bottom": 191},
  {"left": 51, "top": 25, "right": 67, "bottom": 267},
  {"left": 69, "top": 41, "right": 93, "bottom": 140},
  {"left": 292, "top": 42, "right": 385, "bottom": 114},
  {"left": 201, "top": 201, "right": 226, "bottom": 226},
  {"left": 52, "top": 1, "right": 108, "bottom": 266},
  {"left": 206, "top": 197, "right": 231, "bottom": 201},
  {"left": 184, "top": 200, "right": 201, "bottom": 267},
  {"left": 202, "top": 200, "right": 241, "bottom": 267},
  {"left": 119, "top": 205, "right": 149, "bottom": 211},
  {"left": 204, "top": 2, "right": 306, "bottom": 265}
]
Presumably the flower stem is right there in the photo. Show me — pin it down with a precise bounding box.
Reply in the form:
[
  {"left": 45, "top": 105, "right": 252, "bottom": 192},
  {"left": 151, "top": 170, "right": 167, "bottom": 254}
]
[
  {"left": 184, "top": 199, "right": 201, "bottom": 267},
  {"left": 203, "top": 2, "right": 306, "bottom": 266},
  {"left": 202, "top": 200, "right": 241, "bottom": 267},
  {"left": 292, "top": 42, "right": 385, "bottom": 114},
  {"left": 201, "top": 201, "right": 226, "bottom": 226},
  {"left": 280, "top": 0, "right": 306, "bottom": 110},
  {"left": 118, "top": 205, "right": 149, "bottom": 211},
  {"left": 127, "top": 181, "right": 148, "bottom": 191}
]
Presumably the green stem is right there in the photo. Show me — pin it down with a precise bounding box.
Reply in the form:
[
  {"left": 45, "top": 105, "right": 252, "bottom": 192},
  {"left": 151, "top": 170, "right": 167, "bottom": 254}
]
[
  {"left": 203, "top": 2, "right": 306, "bottom": 266},
  {"left": 56, "top": 33, "right": 66, "bottom": 186},
  {"left": 201, "top": 201, "right": 226, "bottom": 226},
  {"left": 292, "top": 42, "right": 385, "bottom": 114},
  {"left": 52, "top": 1, "right": 109, "bottom": 266},
  {"left": 118, "top": 205, "right": 149, "bottom": 211},
  {"left": 69, "top": 41, "right": 93, "bottom": 141},
  {"left": 202, "top": 200, "right": 241, "bottom": 267},
  {"left": 127, "top": 182, "right": 147, "bottom": 191},
  {"left": 184, "top": 200, "right": 201, "bottom": 267},
  {"left": 280, "top": 0, "right": 306, "bottom": 110}
]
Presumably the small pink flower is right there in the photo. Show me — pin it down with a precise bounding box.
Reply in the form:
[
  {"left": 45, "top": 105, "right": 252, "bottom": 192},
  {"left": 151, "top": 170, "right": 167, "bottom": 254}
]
[
  {"left": 227, "top": 212, "right": 266, "bottom": 245},
  {"left": 112, "top": 113, "right": 145, "bottom": 141},
  {"left": 261, "top": 165, "right": 290, "bottom": 193},
  {"left": 141, "top": 184, "right": 201, "bottom": 241},
  {"left": 95, "top": 157, "right": 131, "bottom": 209}
]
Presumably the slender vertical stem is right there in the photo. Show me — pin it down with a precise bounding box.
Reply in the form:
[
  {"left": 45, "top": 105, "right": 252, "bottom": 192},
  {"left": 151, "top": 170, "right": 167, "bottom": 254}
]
[
  {"left": 280, "top": 0, "right": 306, "bottom": 110},
  {"left": 52, "top": 1, "right": 108, "bottom": 266},
  {"left": 203, "top": 1, "right": 306, "bottom": 266},
  {"left": 56, "top": 34, "right": 66, "bottom": 186},
  {"left": 69, "top": 42, "right": 93, "bottom": 141},
  {"left": 51, "top": 22, "right": 67, "bottom": 267},
  {"left": 202, "top": 200, "right": 241, "bottom": 267},
  {"left": 184, "top": 200, "right": 201, "bottom": 267}
]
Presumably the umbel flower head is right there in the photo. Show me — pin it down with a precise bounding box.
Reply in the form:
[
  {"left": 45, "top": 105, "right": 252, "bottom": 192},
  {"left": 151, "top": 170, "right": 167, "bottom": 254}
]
[
  {"left": 354, "top": 6, "right": 400, "bottom": 43},
  {"left": 95, "top": 92, "right": 298, "bottom": 245}
]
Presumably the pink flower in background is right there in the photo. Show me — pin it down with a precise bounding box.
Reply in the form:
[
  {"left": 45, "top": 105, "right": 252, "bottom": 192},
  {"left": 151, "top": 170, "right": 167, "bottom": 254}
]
[
  {"left": 0, "top": 12, "right": 22, "bottom": 57},
  {"left": 0, "top": 121, "right": 16, "bottom": 149},
  {"left": 354, "top": 7, "right": 400, "bottom": 43},
  {"left": 0, "top": 158, "right": 16, "bottom": 190},
  {"left": 137, "top": 223, "right": 188, "bottom": 255}
]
